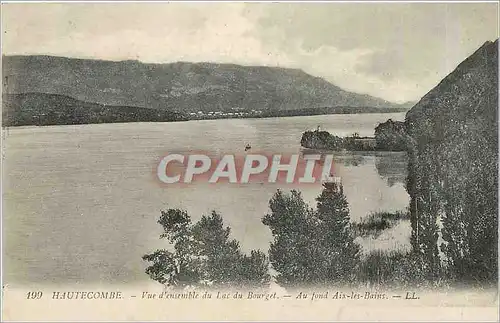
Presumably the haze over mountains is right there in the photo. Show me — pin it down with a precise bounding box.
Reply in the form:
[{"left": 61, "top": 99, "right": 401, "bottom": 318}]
[{"left": 2, "top": 55, "right": 410, "bottom": 116}]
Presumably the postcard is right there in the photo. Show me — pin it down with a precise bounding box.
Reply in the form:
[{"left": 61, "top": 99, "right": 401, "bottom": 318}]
[{"left": 1, "top": 1, "right": 498, "bottom": 321}]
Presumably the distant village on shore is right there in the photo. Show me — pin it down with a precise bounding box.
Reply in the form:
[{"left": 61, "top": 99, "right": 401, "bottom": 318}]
[{"left": 188, "top": 107, "right": 263, "bottom": 120}]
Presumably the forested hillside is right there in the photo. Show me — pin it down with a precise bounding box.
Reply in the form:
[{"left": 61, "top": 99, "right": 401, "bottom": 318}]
[{"left": 405, "top": 39, "right": 498, "bottom": 283}]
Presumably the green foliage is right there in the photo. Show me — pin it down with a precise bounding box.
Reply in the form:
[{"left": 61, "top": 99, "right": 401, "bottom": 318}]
[
  {"left": 301, "top": 127, "right": 407, "bottom": 152},
  {"left": 301, "top": 130, "right": 345, "bottom": 150},
  {"left": 262, "top": 183, "right": 360, "bottom": 287},
  {"left": 438, "top": 126, "right": 498, "bottom": 284},
  {"left": 262, "top": 190, "right": 318, "bottom": 286},
  {"left": 405, "top": 40, "right": 498, "bottom": 285},
  {"left": 352, "top": 211, "right": 410, "bottom": 238},
  {"left": 237, "top": 250, "right": 271, "bottom": 288},
  {"left": 143, "top": 209, "right": 270, "bottom": 289},
  {"left": 357, "top": 250, "right": 445, "bottom": 288},
  {"left": 406, "top": 144, "right": 442, "bottom": 278},
  {"left": 374, "top": 119, "right": 409, "bottom": 151},
  {"left": 315, "top": 182, "right": 361, "bottom": 283}
]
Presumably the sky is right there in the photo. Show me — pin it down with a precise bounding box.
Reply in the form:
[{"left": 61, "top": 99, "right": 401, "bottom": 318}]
[{"left": 2, "top": 2, "right": 498, "bottom": 103}]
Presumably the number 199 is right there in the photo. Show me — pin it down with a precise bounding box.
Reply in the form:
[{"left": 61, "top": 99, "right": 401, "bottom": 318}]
[{"left": 26, "top": 291, "right": 43, "bottom": 299}]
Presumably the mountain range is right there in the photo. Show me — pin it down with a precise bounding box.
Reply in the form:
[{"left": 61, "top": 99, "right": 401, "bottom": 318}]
[{"left": 2, "top": 55, "right": 410, "bottom": 114}]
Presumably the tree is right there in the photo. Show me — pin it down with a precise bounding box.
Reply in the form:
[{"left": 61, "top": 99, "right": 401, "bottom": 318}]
[
  {"left": 374, "top": 119, "right": 408, "bottom": 151},
  {"left": 262, "top": 184, "right": 361, "bottom": 288},
  {"left": 262, "top": 190, "right": 319, "bottom": 287},
  {"left": 404, "top": 40, "right": 498, "bottom": 286},
  {"left": 237, "top": 250, "right": 271, "bottom": 288},
  {"left": 439, "top": 128, "right": 498, "bottom": 284},
  {"left": 143, "top": 209, "right": 270, "bottom": 289},
  {"left": 142, "top": 209, "right": 201, "bottom": 288},
  {"left": 406, "top": 144, "right": 441, "bottom": 279},
  {"left": 315, "top": 182, "right": 361, "bottom": 283}
]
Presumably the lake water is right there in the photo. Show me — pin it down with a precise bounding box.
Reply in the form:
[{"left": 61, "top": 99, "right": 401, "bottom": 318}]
[{"left": 3, "top": 113, "right": 410, "bottom": 285}]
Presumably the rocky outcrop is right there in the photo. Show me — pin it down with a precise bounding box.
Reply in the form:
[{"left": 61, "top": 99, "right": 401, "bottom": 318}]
[{"left": 300, "top": 123, "right": 408, "bottom": 152}]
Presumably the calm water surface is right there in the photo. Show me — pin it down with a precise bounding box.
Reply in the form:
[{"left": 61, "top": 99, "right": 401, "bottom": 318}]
[{"left": 3, "top": 113, "right": 410, "bottom": 284}]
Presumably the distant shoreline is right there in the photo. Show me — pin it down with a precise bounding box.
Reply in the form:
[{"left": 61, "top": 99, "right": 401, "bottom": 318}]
[
  {"left": 3, "top": 91, "right": 409, "bottom": 127},
  {"left": 2, "top": 110, "right": 408, "bottom": 128},
  {"left": 187, "top": 108, "right": 408, "bottom": 121}
]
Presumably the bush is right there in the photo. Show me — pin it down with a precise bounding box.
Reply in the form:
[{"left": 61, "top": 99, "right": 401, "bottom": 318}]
[
  {"left": 353, "top": 211, "right": 410, "bottom": 238},
  {"left": 357, "top": 250, "right": 449, "bottom": 288}
]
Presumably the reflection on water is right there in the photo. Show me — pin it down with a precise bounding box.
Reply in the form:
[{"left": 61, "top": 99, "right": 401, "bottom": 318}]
[
  {"left": 301, "top": 148, "right": 407, "bottom": 185},
  {"left": 3, "top": 113, "right": 410, "bottom": 284},
  {"left": 300, "top": 148, "right": 410, "bottom": 255},
  {"left": 301, "top": 150, "right": 368, "bottom": 167},
  {"left": 375, "top": 152, "right": 408, "bottom": 187}
]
